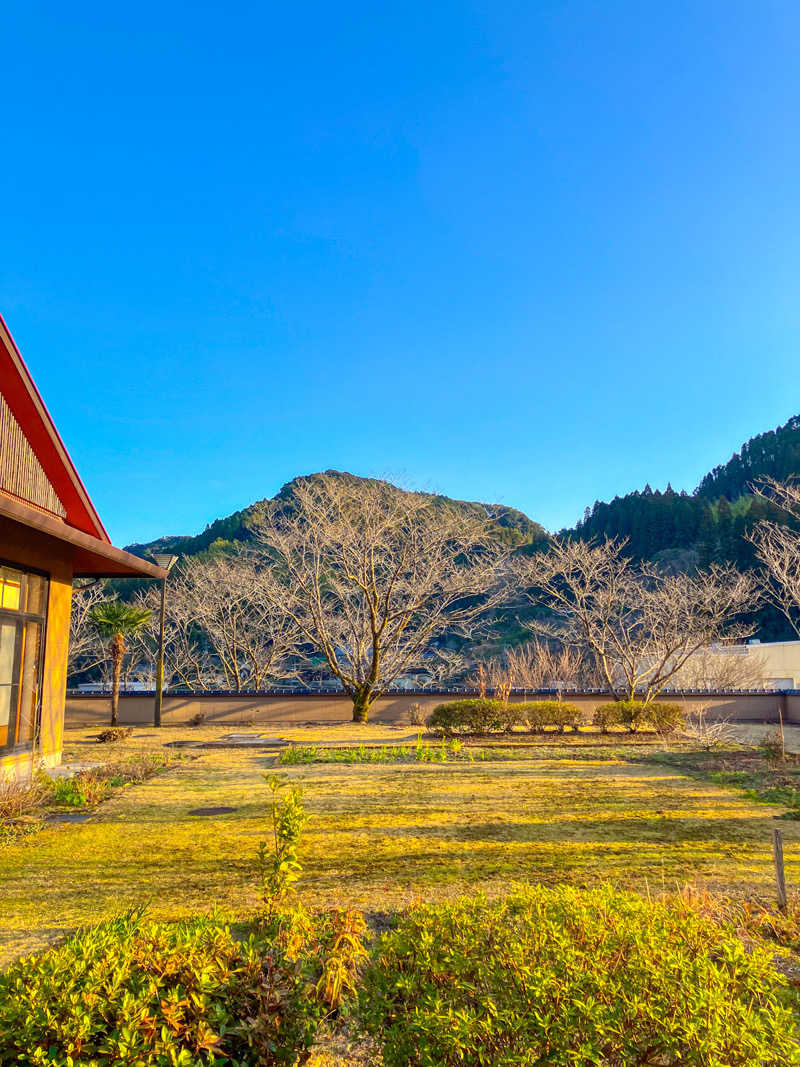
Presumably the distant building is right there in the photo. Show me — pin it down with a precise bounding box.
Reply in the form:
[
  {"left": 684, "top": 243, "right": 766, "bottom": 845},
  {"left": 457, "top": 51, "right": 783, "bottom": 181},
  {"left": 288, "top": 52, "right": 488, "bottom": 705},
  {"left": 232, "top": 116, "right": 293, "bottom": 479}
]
[
  {"left": 0, "top": 316, "right": 164, "bottom": 778},
  {"left": 672, "top": 639, "right": 800, "bottom": 692},
  {"left": 735, "top": 640, "right": 800, "bottom": 690}
]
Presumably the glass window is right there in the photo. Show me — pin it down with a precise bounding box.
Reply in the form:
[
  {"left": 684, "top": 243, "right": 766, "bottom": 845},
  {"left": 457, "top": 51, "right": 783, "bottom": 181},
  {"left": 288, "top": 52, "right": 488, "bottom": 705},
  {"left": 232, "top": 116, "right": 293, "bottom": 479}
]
[
  {"left": 0, "top": 568, "right": 22, "bottom": 611},
  {"left": 0, "top": 622, "right": 15, "bottom": 748},
  {"left": 0, "top": 565, "right": 48, "bottom": 753},
  {"left": 16, "top": 621, "right": 42, "bottom": 746}
]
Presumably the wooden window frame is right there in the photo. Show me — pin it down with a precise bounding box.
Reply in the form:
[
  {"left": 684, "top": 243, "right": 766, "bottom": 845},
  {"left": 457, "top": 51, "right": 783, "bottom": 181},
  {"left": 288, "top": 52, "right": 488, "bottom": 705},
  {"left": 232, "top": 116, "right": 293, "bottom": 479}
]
[{"left": 0, "top": 560, "right": 49, "bottom": 755}]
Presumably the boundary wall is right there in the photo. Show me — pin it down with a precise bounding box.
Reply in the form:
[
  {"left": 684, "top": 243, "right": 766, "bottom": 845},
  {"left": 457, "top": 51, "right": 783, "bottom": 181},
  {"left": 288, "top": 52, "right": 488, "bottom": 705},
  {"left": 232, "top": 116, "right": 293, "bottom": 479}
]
[{"left": 65, "top": 689, "right": 799, "bottom": 728}]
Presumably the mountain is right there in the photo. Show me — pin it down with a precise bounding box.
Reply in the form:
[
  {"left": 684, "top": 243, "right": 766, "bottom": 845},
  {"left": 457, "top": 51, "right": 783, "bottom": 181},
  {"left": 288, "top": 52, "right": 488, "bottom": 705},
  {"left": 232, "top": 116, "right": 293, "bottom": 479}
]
[
  {"left": 571, "top": 414, "right": 800, "bottom": 639},
  {"left": 572, "top": 415, "right": 800, "bottom": 563},
  {"left": 125, "top": 415, "right": 800, "bottom": 644},
  {"left": 125, "top": 470, "right": 550, "bottom": 561},
  {"left": 697, "top": 415, "right": 800, "bottom": 500}
]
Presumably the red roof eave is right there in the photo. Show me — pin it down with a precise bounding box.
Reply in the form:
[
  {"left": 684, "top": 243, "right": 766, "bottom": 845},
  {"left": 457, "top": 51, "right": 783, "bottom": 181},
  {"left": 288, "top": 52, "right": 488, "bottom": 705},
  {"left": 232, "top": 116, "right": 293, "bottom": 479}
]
[
  {"left": 0, "top": 314, "right": 110, "bottom": 542},
  {"left": 0, "top": 495, "right": 167, "bottom": 579}
]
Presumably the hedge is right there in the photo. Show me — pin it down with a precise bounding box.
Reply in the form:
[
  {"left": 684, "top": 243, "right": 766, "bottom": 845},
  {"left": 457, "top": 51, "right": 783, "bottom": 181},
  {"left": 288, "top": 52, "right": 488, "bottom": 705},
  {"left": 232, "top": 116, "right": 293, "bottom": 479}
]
[
  {"left": 361, "top": 884, "right": 800, "bottom": 1066},
  {"left": 513, "top": 700, "right": 581, "bottom": 733},
  {"left": 593, "top": 699, "right": 685, "bottom": 734},
  {"left": 427, "top": 699, "right": 582, "bottom": 736}
]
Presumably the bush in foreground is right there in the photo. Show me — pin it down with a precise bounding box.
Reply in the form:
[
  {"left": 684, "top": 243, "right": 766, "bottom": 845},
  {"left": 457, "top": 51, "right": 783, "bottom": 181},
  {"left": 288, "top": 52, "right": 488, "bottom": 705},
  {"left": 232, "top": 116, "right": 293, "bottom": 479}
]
[
  {"left": 0, "top": 912, "right": 255, "bottom": 1065},
  {"left": 361, "top": 884, "right": 800, "bottom": 1066},
  {"left": 0, "top": 905, "right": 367, "bottom": 1066}
]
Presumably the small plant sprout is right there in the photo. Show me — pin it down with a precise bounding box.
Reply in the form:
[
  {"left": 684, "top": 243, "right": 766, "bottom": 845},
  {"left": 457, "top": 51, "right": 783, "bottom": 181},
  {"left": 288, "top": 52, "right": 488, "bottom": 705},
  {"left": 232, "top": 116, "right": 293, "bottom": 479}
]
[{"left": 258, "top": 773, "right": 308, "bottom": 919}]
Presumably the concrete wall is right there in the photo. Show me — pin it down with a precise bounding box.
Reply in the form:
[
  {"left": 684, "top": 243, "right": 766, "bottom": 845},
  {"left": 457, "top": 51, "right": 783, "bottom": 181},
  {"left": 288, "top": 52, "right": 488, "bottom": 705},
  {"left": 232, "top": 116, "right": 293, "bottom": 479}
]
[
  {"left": 1, "top": 518, "right": 73, "bottom": 777},
  {"left": 743, "top": 642, "right": 800, "bottom": 689},
  {"left": 65, "top": 689, "right": 799, "bottom": 729}
]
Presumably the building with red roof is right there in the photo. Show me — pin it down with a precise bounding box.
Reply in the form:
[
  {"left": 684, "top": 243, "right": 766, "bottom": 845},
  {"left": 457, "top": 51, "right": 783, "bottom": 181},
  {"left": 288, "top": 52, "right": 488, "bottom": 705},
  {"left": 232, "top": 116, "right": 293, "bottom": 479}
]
[{"left": 0, "top": 315, "right": 164, "bottom": 777}]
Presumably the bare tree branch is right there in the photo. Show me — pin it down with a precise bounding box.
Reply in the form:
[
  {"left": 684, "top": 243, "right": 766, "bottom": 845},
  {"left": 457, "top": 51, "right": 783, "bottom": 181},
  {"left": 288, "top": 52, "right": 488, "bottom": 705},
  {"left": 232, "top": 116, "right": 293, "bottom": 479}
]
[
  {"left": 156, "top": 554, "right": 300, "bottom": 691},
  {"left": 253, "top": 474, "right": 510, "bottom": 720},
  {"left": 667, "top": 644, "right": 768, "bottom": 691},
  {"left": 68, "top": 581, "right": 109, "bottom": 680},
  {"left": 516, "top": 537, "right": 758, "bottom": 702},
  {"left": 748, "top": 478, "right": 800, "bottom": 637}
]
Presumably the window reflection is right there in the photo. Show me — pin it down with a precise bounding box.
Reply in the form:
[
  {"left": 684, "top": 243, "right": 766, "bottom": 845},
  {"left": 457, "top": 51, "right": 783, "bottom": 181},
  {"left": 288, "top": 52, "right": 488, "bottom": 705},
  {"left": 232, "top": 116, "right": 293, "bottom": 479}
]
[
  {"left": 0, "top": 622, "right": 15, "bottom": 748},
  {"left": 0, "top": 566, "right": 47, "bottom": 752},
  {"left": 0, "top": 568, "right": 22, "bottom": 611}
]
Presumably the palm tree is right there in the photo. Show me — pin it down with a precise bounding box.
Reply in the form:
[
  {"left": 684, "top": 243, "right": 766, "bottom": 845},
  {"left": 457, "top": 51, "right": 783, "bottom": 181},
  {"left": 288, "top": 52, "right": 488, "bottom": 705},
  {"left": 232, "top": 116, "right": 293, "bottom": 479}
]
[{"left": 89, "top": 601, "right": 152, "bottom": 726}]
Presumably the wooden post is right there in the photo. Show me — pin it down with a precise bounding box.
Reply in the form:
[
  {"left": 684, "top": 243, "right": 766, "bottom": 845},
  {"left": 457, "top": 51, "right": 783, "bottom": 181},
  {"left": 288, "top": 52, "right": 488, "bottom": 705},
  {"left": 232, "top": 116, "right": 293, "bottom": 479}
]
[{"left": 773, "top": 827, "right": 788, "bottom": 912}]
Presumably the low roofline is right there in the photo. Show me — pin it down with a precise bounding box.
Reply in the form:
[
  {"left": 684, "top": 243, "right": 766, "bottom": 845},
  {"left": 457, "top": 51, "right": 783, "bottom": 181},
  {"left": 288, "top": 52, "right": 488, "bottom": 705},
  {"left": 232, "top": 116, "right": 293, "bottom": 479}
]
[
  {"left": 727, "top": 639, "right": 800, "bottom": 649},
  {"left": 0, "top": 495, "right": 167, "bottom": 579}
]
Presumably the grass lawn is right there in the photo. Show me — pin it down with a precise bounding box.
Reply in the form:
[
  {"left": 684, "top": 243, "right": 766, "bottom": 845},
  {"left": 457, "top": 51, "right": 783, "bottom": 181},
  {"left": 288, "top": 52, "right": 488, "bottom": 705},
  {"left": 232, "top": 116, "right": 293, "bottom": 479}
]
[{"left": 1, "top": 722, "right": 799, "bottom": 965}]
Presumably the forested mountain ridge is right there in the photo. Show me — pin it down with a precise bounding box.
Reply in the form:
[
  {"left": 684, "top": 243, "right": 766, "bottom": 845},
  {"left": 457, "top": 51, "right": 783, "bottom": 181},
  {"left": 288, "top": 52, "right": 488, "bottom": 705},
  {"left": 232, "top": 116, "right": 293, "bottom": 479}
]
[
  {"left": 697, "top": 414, "right": 800, "bottom": 500},
  {"left": 126, "top": 470, "right": 550, "bottom": 561},
  {"left": 572, "top": 413, "right": 800, "bottom": 567},
  {"left": 124, "top": 417, "right": 800, "bottom": 644},
  {"left": 570, "top": 414, "right": 800, "bottom": 639},
  {"left": 129, "top": 416, "right": 800, "bottom": 577}
]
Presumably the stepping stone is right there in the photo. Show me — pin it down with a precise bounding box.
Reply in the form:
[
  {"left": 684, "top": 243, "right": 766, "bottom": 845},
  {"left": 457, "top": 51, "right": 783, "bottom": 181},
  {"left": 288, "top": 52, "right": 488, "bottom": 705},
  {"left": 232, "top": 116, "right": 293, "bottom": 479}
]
[
  {"left": 48, "top": 762, "right": 104, "bottom": 779},
  {"left": 201, "top": 735, "right": 288, "bottom": 748},
  {"left": 187, "top": 806, "right": 238, "bottom": 817},
  {"left": 47, "top": 813, "right": 93, "bottom": 824}
]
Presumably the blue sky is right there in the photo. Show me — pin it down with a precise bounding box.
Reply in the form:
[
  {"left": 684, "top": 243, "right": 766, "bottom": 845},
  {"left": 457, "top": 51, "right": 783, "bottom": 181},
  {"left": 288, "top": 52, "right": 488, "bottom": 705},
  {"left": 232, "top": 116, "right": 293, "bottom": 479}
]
[{"left": 2, "top": 2, "right": 799, "bottom": 546}]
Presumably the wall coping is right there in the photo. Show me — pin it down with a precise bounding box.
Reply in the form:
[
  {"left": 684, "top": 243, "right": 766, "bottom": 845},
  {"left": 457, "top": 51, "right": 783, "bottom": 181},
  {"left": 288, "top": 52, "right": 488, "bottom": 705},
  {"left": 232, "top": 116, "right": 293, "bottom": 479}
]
[{"left": 66, "top": 687, "right": 799, "bottom": 699}]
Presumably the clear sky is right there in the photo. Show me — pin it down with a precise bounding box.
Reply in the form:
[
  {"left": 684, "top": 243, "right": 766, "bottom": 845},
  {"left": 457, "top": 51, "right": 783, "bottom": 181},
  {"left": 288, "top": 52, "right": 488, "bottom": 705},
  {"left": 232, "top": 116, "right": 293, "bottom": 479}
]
[{"left": 2, "top": 2, "right": 799, "bottom": 546}]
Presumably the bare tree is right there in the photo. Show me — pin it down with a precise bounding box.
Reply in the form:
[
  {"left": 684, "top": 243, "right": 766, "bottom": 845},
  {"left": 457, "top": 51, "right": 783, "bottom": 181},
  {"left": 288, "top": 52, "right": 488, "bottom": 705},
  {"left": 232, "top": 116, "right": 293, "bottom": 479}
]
[
  {"left": 748, "top": 478, "right": 800, "bottom": 636},
  {"left": 470, "top": 641, "right": 587, "bottom": 698},
  {"left": 254, "top": 474, "right": 510, "bottom": 721},
  {"left": 164, "top": 555, "right": 299, "bottom": 692},
  {"left": 516, "top": 537, "right": 758, "bottom": 703},
  {"left": 67, "top": 580, "right": 108, "bottom": 680},
  {"left": 681, "top": 704, "right": 740, "bottom": 751},
  {"left": 130, "top": 582, "right": 217, "bottom": 691},
  {"left": 504, "top": 640, "right": 589, "bottom": 692},
  {"left": 667, "top": 644, "right": 768, "bottom": 692}
]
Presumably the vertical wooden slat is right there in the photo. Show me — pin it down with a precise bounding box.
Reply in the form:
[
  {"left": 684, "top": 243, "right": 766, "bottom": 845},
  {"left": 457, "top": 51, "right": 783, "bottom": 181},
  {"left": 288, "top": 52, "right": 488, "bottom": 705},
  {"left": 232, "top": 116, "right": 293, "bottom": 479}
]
[{"left": 0, "top": 393, "right": 66, "bottom": 518}]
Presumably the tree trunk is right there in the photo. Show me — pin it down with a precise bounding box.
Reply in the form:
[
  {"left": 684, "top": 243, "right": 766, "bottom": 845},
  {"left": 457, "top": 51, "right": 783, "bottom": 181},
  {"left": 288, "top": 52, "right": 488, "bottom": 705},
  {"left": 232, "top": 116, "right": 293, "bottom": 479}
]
[
  {"left": 351, "top": 690, "right": 372, "bottom": 723},
  {"left": 110, "top": 635, "right": 124, "bottom": 727}
]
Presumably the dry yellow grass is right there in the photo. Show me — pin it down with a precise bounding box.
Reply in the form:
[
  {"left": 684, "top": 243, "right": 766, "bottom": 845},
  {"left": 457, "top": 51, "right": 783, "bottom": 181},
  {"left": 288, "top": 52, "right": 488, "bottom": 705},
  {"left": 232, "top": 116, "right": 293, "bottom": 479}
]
[{"left": 0, "top": 723, "right": 797, "bottom": 964}]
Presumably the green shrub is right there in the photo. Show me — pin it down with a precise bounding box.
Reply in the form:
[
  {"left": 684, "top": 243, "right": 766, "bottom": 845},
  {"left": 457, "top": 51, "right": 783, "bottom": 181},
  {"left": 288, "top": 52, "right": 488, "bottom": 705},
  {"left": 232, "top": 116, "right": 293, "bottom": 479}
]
[
  {"left": 593, "top": 701, "right": 623, "bottom": 733},
  {"left": 593, "top": 700, "right": 685, "bottom": 734},
  {"left": 361, "top": 884, "right": 800, "bottom": 1066},
  {"left": 0, "top": 906, "right": 368, "bottom": 1067},
  {"left": 614, "top": 700, "right": 649, "bottom": 732},
  {"left": 514, "top": 700, "right": 581, "bottom": 733},
  {"left": 427, "top": 699, "right": 506, "bottom": 736},
  {"left": 647, "top": 700, "right": 685, "bottom": 734},
  {"left": 0, "top": 911, "right": 258, "bottom": 1065},
  {"left": 428, "top": 699, "right": 583, "bottom": 736}
]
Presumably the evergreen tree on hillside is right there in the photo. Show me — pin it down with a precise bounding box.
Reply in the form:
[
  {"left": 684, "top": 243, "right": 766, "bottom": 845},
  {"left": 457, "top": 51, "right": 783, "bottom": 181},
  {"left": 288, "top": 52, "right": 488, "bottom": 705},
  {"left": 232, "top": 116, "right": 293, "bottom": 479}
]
[{"left": 697, "top": 414, "right": 800, "bottom": 500}]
